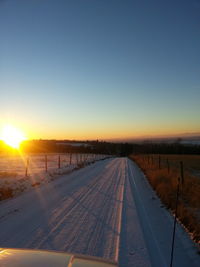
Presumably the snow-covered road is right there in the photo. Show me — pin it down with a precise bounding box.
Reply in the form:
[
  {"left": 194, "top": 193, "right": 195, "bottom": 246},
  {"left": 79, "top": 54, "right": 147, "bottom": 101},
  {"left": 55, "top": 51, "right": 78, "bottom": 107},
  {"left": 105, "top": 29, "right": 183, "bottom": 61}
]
[
  {"left": 0, "top": 158, "right": 198, "bottom": 266},
  {"left": 0, "top": 158, "right": 126, "bottom": 262}
]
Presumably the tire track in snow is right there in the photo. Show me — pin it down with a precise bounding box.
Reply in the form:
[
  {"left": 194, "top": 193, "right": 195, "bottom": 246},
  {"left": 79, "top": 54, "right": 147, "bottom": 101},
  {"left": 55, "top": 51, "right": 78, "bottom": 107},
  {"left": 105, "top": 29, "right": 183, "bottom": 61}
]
[
  {"left": 114, "top": 159, "right": 126, "bottom": 262},
  {"left": 58, "top": 158, "right": 125, "bottom": 259},
  {"left": 81, "top": 159, "right": 124, "bottom": 258},
  {"left": 34, "top": 159, "right": 122, "bottom": 252},
  {"left": 0, "top": 158, "right": 126, "bottom": 262}
]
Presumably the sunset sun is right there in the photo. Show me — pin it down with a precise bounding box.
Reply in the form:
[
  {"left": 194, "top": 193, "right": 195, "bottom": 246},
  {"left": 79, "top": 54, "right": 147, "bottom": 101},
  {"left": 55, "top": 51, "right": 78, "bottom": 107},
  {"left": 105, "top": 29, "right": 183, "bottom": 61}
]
[{"left": 1, "top": 125, "right": 26, "bottom": 149}]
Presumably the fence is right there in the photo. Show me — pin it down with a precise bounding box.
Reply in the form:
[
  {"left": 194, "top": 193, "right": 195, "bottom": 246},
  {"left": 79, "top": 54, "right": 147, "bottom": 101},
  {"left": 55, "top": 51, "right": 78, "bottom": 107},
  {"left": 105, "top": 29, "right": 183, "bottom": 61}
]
[{"left": 0, "top": 153, "right": 109, "bottom": 178}]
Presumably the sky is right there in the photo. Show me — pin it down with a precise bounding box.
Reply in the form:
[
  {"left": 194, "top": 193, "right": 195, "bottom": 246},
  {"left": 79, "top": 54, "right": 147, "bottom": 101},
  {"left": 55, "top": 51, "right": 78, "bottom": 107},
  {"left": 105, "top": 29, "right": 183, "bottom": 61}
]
[{"left": 0, "top": 0, "right": 200, "bottom": 141}]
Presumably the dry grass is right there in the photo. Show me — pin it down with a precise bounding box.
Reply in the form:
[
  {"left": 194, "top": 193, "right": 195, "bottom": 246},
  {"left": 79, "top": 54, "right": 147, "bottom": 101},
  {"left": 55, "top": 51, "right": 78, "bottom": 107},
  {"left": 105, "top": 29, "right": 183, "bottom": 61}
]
[
  {"left": 130, "top": 154, "right": 200, "bottom": 244},
  {"left": 0, "top": 187, "right": 14, "bottom": 200},
  {"left": 150, "top": 154, "right": 200, "bottom": 176},
  {"left": 0, "top": 171, "right": 18, "bottom": 178}
]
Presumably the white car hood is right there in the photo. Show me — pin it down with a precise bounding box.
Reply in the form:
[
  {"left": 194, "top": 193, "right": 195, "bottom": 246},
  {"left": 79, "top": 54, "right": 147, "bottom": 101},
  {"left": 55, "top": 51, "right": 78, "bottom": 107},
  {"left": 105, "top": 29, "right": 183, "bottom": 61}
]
[{"left": 0, "top": 248, "right": 117, "bottom": 267}]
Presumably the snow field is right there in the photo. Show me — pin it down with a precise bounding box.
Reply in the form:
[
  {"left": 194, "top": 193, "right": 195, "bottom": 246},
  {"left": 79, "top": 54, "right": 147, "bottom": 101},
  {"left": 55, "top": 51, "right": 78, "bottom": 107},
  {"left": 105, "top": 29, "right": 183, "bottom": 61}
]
[{"left": 0, "top": 153, "right": 109, "bottom": 200}]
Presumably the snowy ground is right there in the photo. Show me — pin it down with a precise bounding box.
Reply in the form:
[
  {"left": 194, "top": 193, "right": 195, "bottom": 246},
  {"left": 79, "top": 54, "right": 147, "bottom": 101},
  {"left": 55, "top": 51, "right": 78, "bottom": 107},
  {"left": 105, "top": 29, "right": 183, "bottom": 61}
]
[
  {"left": 0, "top": 158, "right": 199, "bottom": 266},
  {"left": 0, "top": 153, "right": 108, "bottom": 200},
  {"left": 0, "top": 153, "right": 102, "bottom": 176}
]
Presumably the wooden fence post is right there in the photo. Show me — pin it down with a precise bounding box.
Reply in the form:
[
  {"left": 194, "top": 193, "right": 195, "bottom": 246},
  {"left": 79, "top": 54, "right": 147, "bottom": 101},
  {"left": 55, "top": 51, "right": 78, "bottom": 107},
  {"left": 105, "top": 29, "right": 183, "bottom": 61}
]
[
  {"left": 45, "top": 155, "right": 47, "bottom": 172},
  {"left": 58, "top": 155, "right": 61, "bottom": 169},
  {"left": 25, "top": 158, "right": 29, "bottom": 177},
  {"left": 170, "top": 177, "right": 181, "bottom": 267}
]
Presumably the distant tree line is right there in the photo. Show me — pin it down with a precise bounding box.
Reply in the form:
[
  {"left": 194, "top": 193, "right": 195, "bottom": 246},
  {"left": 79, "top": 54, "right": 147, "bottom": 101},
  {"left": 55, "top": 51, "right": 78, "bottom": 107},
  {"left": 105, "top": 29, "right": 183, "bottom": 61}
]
[
  {"left": 132, "top": 142, "right": 200, "bottom": 155},
  {"left": 18, "top": 140, "right": 133, "bottom": 156},
  {"left": 0, "top": 139, "right": 199, "bottom": 156}
]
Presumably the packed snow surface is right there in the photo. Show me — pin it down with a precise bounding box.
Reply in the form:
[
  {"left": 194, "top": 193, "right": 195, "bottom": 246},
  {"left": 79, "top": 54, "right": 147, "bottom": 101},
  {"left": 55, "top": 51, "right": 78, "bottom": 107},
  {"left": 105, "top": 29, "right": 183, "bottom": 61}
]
[{"left": 0, "top": 158, "right": 198, "bottom": 266}]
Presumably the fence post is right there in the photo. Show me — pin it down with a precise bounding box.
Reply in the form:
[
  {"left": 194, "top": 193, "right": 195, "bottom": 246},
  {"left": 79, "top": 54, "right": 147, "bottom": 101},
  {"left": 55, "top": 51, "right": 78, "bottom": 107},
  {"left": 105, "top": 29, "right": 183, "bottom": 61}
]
[
  {"left": 45, "top": 155, "right": 47, "bottom": 172},
  {"left": 25, "top": 158, "right": 29, "bottom": 177},
  {"left": 58, "top": 155, "right": 61, "bottom": 169},
  {"left": 170, "top": 177, "right": 180, "bottom": 267}
]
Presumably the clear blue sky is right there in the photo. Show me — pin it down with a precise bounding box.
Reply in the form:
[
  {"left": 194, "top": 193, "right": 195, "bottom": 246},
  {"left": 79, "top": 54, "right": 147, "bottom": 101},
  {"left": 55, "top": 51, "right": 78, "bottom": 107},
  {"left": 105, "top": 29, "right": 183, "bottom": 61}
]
[{"left": 1, "top": 0, "right": 200, "bottom": 140}]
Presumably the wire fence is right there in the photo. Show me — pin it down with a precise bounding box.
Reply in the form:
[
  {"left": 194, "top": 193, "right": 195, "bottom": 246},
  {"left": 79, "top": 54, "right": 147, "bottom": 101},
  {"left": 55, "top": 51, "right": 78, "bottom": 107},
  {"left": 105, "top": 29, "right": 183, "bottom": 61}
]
[{"left": 0, "top": 153, "right": 109, "bottom": 177}]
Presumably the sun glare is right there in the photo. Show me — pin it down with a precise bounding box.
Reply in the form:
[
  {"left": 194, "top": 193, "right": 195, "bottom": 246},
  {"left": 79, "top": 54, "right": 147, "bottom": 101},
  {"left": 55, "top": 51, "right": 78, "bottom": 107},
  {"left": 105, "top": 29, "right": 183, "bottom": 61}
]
[{"left": 1, "top": 125, "right": 26, "bottom": 149}]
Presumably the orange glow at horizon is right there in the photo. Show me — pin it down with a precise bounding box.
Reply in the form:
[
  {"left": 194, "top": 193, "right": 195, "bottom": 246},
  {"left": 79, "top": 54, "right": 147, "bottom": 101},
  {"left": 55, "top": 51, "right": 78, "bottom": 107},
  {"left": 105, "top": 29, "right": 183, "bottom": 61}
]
[
  {"left": 24, "top": 128, "right": 200, "bottom": 141},
  {"left": 0, "top": 125, "right": 27, "bottom": 149},
  {"left": 2, "top": 120, "right": 199, "bottom": 142}
]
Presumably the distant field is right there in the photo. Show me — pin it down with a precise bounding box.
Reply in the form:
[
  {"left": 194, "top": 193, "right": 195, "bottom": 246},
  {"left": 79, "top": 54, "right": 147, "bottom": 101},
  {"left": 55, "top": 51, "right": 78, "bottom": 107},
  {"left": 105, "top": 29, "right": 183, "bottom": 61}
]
[
  {"left": 161, "top": 155, "right": 200, "bottom": 177},
  {"left": 141, "top": 154, "right": 200, "bottom": 177},
  {"left": 130, "top": 154, "right": 200, "bottom": 244}
]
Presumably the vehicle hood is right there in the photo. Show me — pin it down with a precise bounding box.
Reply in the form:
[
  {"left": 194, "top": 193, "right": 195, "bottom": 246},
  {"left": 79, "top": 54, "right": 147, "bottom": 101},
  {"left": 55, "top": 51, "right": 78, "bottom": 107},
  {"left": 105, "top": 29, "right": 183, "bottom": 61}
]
[{"left": 0, "top": 248, "right": 117, "bottom": 267}]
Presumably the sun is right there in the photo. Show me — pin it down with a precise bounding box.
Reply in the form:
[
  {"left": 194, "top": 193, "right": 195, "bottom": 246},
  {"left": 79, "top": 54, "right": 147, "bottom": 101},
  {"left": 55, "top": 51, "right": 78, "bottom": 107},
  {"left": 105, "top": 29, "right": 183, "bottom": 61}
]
[{"left": 1, "top": 125, "right": 26, "bottom": 149}]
